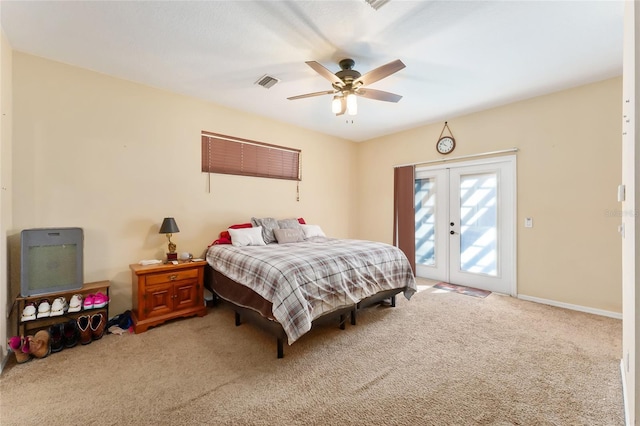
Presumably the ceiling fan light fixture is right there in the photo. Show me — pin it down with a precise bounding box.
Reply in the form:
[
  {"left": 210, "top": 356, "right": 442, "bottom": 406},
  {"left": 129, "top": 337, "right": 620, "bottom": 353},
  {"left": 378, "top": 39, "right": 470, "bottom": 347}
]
[
  {"left": 346, "top": 92, "right": 358, "bottom": 116},
  {"left": 331, "top": 95, "right": 343, "bottom": 114}
]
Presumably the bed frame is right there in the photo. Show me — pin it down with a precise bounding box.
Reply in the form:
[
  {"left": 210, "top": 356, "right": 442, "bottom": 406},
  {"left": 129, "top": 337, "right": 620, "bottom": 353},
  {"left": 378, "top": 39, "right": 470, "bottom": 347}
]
[{"left": 205, "top": 266, "right": 402, "bottom": 358}]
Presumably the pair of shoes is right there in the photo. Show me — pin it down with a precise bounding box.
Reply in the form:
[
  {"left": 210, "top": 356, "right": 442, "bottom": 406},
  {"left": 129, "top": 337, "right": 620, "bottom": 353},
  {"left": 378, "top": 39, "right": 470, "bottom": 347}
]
[
  {"left": 68, "top": 294, "right": 83, "bottom": 313},
  {"left": 49, "top": 324, "right": 64, "bottom": 353},
  {"left": 78, "top": 312, "right": 106, "bottom": 344},
  {"left": 7, "top": 336, "right": 32, "bottom": 364},
  {"left": 20, "top": 302, "right": 37, "bottom": 322},
  {"left": 93, "top": 292, "right": 109, "bottom": 308},
  {"left": 83, "top": 292, "right": 109, "bottom": 310},
  {"left": 63, "top": 319, "right": 80, "bottom": 348},
  {"left": 106, "top": 310, "right": 132, "bottom": 331},
  {"left": 50, "top": 297, "right": 69, "bottom": 317},
  {"left": 36, "top": 299, "right": 51, "bottom": 319},
  {"left": 27, "top": 330, "right": 51, "bottom": 359}
]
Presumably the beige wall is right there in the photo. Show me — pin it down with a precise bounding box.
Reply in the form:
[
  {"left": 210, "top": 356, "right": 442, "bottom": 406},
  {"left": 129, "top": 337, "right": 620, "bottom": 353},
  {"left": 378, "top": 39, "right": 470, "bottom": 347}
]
[
  {"left": 11, "top": 52, "right": 357, "bottom": 316},
  {"left": 1, "top": 28, "right": 13, "bottom": 366},
  {"left": 356, "top": 77, "right": 623, "bottom": 314},
  {"left": 9, "top": 51, "right": 623, "bottom": 322}
]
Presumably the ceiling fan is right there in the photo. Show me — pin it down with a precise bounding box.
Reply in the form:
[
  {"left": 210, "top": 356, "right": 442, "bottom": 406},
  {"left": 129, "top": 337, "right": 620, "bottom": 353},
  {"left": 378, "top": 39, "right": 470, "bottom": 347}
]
[{"left": 287, "top": 58, "right": 406, "bottom": 116}]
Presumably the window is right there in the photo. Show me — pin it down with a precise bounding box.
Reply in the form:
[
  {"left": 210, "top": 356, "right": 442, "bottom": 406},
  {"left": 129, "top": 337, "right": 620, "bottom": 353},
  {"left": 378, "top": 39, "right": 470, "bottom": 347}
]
[{"left": 201, "top": 131, "right": 301, "bottom": 181}]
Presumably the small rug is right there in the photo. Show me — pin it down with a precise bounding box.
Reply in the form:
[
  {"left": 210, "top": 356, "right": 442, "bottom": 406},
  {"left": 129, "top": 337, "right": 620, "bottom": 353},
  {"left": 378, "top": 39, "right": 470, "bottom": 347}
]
[{"left": 434, "top": 282, "right": 492, "bottom": 298}]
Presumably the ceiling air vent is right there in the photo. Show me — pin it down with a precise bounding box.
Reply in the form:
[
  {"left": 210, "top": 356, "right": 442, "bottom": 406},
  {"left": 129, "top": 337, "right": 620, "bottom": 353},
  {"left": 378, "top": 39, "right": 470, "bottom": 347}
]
[
  {"left": 255, "top": 74, "right": 280, "bottom": 89},
  {"left": 365, "top": 0, "right": 390, "bottom": 10}
]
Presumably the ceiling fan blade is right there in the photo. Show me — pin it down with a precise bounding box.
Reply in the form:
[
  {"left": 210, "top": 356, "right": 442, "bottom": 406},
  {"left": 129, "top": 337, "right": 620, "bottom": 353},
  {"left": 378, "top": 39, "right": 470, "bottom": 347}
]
[
  {"left": 353, "top": 59, "right": 406, "bottom": 87},
  {"left": 356, "top": 88, "right": 403, "bottom": 103},
  {"left": 287, "top": 90, "right": 336, "bottom": 101},
  {"left": 305, "top": 61, "right": 345, "bottom": 88}
]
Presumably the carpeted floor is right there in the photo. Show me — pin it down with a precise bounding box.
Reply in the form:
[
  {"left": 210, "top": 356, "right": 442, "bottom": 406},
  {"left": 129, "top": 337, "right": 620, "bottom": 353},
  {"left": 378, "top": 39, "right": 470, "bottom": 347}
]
[
  {"left": 0, "top": 279, "right": 624, "bottom": 425},
  {"left": 433, "top": 282, "right": 492, "bottom": 298}
]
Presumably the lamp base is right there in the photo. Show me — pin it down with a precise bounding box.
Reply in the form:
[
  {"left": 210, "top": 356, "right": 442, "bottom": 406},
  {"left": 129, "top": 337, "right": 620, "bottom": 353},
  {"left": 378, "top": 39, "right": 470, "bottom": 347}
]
[{"left": 166, "top": 252, "right": 178, "bottom": 261}]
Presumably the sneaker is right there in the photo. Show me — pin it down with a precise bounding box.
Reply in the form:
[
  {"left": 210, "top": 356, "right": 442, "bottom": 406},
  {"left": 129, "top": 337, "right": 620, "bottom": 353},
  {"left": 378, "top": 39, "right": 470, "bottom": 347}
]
[
  {"left": 21, "top": 302, "right": 37, "bottom": 322},
  {"left": 68, "top": 294, "right": 83, "bottom": 313},
  {"left": 93, "top": 292, "right": 109, "bottom": 308},
  {"left": 77, "top": 315, "right": 92, "bottom": 345},
  {"left": 36, "top": 299, "right": 51, "bottom": 318},
  {"left": 50, "top": 297, "right": 68, "bottom": 317},
  {"left": 83, "top": 294, "right": 95, "bottom": 310},
  {"left": 90, "top": 312, "right": 106, "bottom": 340}
]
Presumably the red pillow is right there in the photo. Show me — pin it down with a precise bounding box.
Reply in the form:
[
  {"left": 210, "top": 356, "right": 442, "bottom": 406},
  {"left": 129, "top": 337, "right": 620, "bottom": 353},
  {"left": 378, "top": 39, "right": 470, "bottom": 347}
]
[
  {"left": 211, "top": 237, "right": 232, "bottom": 246},
  {"left": 230, "top": 222, "right": 253, "bottom": 229},
  {"left": 297, "top": 218, "right": 306, "bottom": 224}
]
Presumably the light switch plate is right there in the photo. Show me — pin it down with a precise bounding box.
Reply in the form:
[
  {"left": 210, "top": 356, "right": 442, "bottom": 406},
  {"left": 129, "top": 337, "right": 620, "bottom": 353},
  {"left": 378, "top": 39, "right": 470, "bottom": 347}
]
[
  {"left": 618, "top": 184, "right": 626, "bottom": 202},
  {"left": 524, "top": 217, "right": 533, "bottom": 228}
]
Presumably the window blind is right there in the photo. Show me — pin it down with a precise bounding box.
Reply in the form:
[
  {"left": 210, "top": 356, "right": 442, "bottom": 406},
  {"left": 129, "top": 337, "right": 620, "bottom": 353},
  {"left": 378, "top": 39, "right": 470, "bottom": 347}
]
[{"left": 201, "top": 131, "right": 301, "bottom": 181}]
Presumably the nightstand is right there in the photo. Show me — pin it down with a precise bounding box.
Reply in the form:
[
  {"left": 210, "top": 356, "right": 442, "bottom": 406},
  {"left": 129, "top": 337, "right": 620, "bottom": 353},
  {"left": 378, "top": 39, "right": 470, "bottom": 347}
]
[{"left": 129, "top": 260, "right": 208, "bottom": 333}]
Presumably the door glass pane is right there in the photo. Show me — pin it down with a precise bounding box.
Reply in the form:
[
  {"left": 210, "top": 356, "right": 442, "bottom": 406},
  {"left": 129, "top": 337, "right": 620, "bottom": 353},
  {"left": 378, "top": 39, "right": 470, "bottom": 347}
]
[
  {"left": 459, "top": 173, "right": 497, "bottom": 275},
  {"left": 415, "top": 177, "right": 436, "bottom": 266}
]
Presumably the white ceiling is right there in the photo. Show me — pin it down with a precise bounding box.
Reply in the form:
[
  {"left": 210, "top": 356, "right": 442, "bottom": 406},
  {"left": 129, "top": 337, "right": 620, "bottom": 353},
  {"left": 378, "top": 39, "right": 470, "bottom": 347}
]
[{"left": 1, "top": 0, "right": 624, "bottom": 142}]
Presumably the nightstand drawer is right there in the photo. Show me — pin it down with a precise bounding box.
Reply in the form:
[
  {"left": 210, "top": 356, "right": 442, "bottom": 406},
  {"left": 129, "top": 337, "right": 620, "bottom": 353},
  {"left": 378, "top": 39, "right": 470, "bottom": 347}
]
[{"left": 145, "top": 268, "right": 199, "bottom": 286}]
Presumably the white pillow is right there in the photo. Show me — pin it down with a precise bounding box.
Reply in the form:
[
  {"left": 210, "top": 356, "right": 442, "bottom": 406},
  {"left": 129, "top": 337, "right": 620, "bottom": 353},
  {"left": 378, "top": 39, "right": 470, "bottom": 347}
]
[
  {"left": 300, "top": 224, "right": 326, "bottom": 239},
  {"left": 228, "top": 226, "right": 267, "bottom": 247}
]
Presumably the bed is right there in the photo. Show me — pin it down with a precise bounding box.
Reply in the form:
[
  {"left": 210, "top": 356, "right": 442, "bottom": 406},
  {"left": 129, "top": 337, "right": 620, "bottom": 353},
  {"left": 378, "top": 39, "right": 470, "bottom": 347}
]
[{"left": 205, "top": 225, "right": 416, "bottom": 358}]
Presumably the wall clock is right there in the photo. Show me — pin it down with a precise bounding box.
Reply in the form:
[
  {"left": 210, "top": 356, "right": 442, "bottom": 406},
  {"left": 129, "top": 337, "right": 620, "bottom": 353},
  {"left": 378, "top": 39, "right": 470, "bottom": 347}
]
[
  {"left": 436, "top": 122, "right": 456, "bottom": 155},
  {"left": 436, "top": 136, "right": 455, "bottom": 155}
]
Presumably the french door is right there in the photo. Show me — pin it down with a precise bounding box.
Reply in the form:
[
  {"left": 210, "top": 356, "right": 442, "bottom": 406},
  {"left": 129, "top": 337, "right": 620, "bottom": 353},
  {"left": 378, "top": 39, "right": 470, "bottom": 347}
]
[{"left": 414, "top": 156, "right": 516, "bottom": 295}]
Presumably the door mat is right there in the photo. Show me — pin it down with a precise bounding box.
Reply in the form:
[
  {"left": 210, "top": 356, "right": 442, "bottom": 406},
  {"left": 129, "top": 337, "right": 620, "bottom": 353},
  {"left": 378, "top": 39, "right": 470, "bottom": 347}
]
[{"left": 434, "top": 282, "right": 491, "bottom": 298}]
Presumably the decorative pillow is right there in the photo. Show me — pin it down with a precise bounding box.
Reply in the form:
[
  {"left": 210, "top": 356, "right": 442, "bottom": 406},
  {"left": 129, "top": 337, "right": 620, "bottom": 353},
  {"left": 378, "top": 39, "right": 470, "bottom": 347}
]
[
  {"left": 297, "top": 218, "right": 306, "bottom": 224},
  {"left": 211, "top": 237, "right": 232, "bottom": 246},
  {"left": 219, "top": 222, "right": 253, "bottom": 241},
  {"left": 228, "top": 227, "right": 267, "bottom": 247},
  {"left": 300, "top": 224, "right": 326, "bottom": 239},
  {"left": 274, "top": 228, "right": 305, "bottom": 244},
  {"left": 251, "top": 217, "right": 280, "bottom": 244},
  {"left": 278, "top": 218, "right": 303, "bottom": 230}
]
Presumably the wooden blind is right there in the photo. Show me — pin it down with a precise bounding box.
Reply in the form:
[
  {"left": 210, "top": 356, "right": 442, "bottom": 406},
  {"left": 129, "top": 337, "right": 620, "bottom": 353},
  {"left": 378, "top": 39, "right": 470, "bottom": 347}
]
[{"left": 201, "top": 131, "right": 301, "bottom": 181}]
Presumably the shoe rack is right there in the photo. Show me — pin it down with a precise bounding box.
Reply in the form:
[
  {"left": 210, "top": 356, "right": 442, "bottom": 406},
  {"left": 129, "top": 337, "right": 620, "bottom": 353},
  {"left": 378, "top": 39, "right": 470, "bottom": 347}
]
[{"left": 14, "top": 280, "right": 110, "bottom": 337}]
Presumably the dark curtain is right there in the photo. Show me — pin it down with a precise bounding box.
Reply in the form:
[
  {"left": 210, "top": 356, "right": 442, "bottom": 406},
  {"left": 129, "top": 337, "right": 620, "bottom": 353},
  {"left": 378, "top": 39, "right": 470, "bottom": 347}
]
[{"left": 393, "top": 165, "right": 416, "bottom": 274}]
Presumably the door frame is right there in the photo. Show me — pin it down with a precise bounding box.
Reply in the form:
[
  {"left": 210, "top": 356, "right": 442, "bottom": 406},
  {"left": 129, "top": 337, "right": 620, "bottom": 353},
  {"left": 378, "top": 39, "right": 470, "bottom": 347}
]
[{"left": 415, "top": 155, "right": 517, "bottom": 296}]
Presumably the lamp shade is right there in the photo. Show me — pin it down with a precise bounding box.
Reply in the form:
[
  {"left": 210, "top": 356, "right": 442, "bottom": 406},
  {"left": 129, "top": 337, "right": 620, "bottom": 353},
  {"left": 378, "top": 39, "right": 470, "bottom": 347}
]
[
  {"left": 346, "top": 93, "right": 357, "bottom": 116},
  {"left": 331, "top": 95, "right": 342, "bottom": 114},
  {"left": 159, "top": 217, "right": 180, "bottom": 234}
]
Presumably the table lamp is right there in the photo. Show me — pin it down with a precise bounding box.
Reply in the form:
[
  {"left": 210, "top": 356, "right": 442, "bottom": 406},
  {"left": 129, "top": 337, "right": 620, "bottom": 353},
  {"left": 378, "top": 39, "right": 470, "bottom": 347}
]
[{"left": 159, "top": 217, "right": 180, "bottom": 261}]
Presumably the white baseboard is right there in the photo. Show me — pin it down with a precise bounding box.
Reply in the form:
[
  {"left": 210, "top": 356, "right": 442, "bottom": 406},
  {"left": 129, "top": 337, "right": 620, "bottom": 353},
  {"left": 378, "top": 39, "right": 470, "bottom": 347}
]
[
  {"left": 621, "top": 359, "right": 631, "bottom": 426},
  {"left": 0, "top": 352, "right": 7, "bottom": 374},
  {"left": 517, "top": 294, "right": 622, "bottom": 320}
]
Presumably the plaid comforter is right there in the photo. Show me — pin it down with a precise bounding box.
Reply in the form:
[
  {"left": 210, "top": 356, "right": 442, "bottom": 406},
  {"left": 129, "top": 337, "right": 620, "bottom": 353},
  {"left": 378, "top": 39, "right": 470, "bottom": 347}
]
[{"left": 206, "top": 237, "right": 416, "bottom": 344}]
